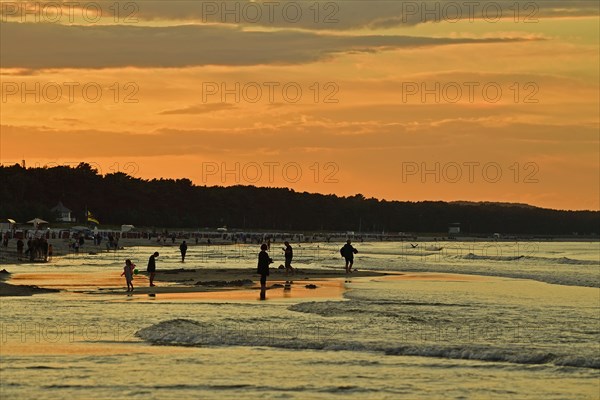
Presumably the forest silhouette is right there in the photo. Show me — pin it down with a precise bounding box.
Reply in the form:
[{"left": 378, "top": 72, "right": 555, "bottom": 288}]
[{"left": 1, "top": 163, "right": 597, "bottom": 235}]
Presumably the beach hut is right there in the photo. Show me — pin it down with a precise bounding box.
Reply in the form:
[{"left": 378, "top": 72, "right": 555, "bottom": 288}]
[{"left": 51, "top": 201, "right": 75, "bottom": 222}]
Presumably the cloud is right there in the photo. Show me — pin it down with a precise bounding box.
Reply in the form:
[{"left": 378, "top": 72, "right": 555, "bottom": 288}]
[
  {"left": 3, "top": 1, "right": 594, "bottom": 29},
  {"left": 159, "top": 103, "right": 237, "bottom": 115},
  {"left": 0, "top": 22, "right": 532, "bottom": 69},
  {"left": 2, "top": 118, "right": 598, "bottom": 158}
]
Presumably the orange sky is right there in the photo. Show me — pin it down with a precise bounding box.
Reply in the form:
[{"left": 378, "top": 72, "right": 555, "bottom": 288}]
[{"left": 1, "top": 1, "right": 598, "bottom": 210}]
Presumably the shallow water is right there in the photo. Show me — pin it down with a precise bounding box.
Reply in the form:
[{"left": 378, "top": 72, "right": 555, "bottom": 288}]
[{"left": 1, "top": 241, "right": 599, "bottom": 399}]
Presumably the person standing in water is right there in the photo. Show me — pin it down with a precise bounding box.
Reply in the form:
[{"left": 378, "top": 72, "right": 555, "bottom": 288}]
[
  {"left": 340, "top": 239, "right": 358, "bottom": 273},
  {"left": 180, "top": 240, "right": 188, "bottom": 262},
  {"left": 257, "top": 243, "right": 273, "bottom": 300},
  {"left": 147, "top": 251, "right": 159, "bottom": 287},
  {"left": 283, "top": 241, "right": 295, "bottom": 275}
]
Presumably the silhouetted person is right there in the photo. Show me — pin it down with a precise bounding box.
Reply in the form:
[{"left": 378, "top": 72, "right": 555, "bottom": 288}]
[
  {"left": 42, "top": 239, "right": 49, "bottom": 262},
  {"left": 340, "top": 240, "right": 358, "bottom": 273},
  {"left": 25, "top": 238, "right": 33, "bottom": 261},
  {"left": 147, "top": 251, "right": 159, "bottom": 287},
  {"left": 16, "top": 239, "right": 24, "bottom": 260},
  {"left": 283, "top": 241, "right": 295, "bottom": 275},
  {"left": 121, "top": 259, "right": 135, "bottom": 292},
  {"left": 180, "top": 240, "right": 188, "bottom": 262},
  {"left": 257, "top": 243, "right": 273, "bottom": 300}
]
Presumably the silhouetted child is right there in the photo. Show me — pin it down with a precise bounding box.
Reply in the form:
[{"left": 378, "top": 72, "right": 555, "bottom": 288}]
[{"left": 121, "top": 259, "right": 135, "bottom": 292}]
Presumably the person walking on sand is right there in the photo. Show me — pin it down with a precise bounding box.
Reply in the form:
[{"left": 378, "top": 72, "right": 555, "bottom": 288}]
[
  {"left": 283, "top": 241, "right": 295, "bottom": 275},
  {"left": 257, "top": 243, "right": 273, "bottom": 300},
  {"left": 180, "top": 240, "right": 188, "bottom": 262},
  {"left": 147, "top": 251, "right": 159, "bottom": 287},
  {"left": 121, "top": 259, "right": 135, "bottom": 292},
  {"left": 340, "top": 239, "right": 358, "bottom": 273}
]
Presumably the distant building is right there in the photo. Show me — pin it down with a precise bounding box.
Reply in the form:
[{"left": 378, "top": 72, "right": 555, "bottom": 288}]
[
  {"left": 448, "top": 222, "right": 460, "bottom": 235},
  {"left": 51, "top": 202, "right": 75, "bottom": 222}
]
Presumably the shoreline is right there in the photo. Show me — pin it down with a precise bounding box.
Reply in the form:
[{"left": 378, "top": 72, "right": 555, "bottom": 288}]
[
  {"left": 0, "top": 267, "right": 390, "bottom": 298},
  {"left": 1, "top": 236, "right": 597, "bottom": 266}
]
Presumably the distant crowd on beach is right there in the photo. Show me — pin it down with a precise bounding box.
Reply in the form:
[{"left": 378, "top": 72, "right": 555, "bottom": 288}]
[{"left": 2, "top": 233, "right": 53, "bottom": 262}]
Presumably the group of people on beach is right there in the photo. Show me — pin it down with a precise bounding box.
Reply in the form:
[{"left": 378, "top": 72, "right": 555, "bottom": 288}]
[
  {"left": 24, "top": 238, "right": 53, "bottom": 262},
  {"left": 1, "top": 235, "right": 54, "bottom": 262},
  {"left": 256, "top": 241, "right": 300, "bottom": 299},
  {"left": 121, "top": 240, "right": 359, "bottom": 296},
  {"left": 256, "top": 239, "right": 357, "bottom": 299}
]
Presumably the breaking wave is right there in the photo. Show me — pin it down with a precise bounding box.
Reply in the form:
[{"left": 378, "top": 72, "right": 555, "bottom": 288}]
[{"left": 136, "top": 319, "right": 600, "bottom": 370}]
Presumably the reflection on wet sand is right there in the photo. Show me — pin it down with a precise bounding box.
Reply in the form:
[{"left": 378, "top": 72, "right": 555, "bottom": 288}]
[
  {"left": 113, "top": 280, "right": 345, "bottom": 302},
  {"left": 4, "top": 269, "right": 364, "bottom": 301}
]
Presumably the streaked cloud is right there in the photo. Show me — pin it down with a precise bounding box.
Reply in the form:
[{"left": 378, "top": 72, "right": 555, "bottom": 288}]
[
  {"left": 0, "top": 21, "right": 532, "bottom": 69},
  {"left": 3, "top": 119, "right": 598, "bottom": 158},
  {"left": 2, "top": 1, "right": 597, "bottom": 29},
  {"left": 159, "top": 103, "right": 237, "bottom": 115}
]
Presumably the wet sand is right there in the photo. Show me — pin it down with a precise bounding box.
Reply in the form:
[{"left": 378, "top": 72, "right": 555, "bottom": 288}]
[
  {"left": 0, "top": 267, "right": 390, "bottom": 300},
  {"left": 0, "top": 281, "right": 60, "bottom": 296},
  {"left": 110, "top": 279, "right": 349, "bottom": 302},
  {"left": 0, "top": 269, "right": 60, "bottom": 296},
  {"left": 2, "top": 268, "right": 507, "bottom": 299}
]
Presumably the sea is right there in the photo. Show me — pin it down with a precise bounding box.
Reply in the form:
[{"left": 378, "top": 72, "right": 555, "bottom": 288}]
[{"left": 0, "top": 240, "right": 598, "bottom": 399}]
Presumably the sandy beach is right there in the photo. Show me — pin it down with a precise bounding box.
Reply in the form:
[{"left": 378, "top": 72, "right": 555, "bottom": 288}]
[
  {"left": 0, "top": 237, "right": 389, "bottom": 298},
  {"left": 0, "top": 269, "right": 60, "bottom": 296}
]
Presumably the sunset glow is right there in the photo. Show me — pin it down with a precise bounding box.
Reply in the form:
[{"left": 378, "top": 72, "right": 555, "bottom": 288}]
[{"left": 1, "top": 1, "right": 598, "bottom": 210}]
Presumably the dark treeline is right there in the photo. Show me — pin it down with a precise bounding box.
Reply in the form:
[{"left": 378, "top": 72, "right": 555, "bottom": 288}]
[{"left": 0, "top": 163, "right": 598, "bottom": 235}]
